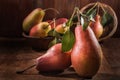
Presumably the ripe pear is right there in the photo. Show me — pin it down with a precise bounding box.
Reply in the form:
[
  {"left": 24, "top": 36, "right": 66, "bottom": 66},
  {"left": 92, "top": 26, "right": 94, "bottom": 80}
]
[
  {"left": 55, "top": 24, "right": 68, "bottom": 34},
  {"left": 90, "top": 14, "right": 103, "bottom": 39},
  {"left": 16, "top": 43, "right": 71, "bottom": 74},
  {"left": 36, "top": 43, "right": 71, "bottom": 72},
  {"left": 55, "top": 18, "right": 68, "bottom": 26},
  {"left": 71, "top": 25, "right": 102, "bottom": 78},
  {"left": 46, "top": 18, "right": 68, "bottom": 29},
  {"left": 23, "top": 8, "right": 45, "bottom": 33},
  {"left": 29, "top": 22, "right": 51, "bottom": 38}
]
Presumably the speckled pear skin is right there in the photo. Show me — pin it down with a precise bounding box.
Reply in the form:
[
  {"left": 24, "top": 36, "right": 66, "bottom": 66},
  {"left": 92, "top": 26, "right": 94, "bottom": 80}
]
[{"left": 71, "top": 25, "right": 102, "bottom": 78}]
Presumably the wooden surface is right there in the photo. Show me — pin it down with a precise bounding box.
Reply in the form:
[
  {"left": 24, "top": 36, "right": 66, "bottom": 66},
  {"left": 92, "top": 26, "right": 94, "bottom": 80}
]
[{"left": 0, "top": 38, "right": 120, "bottom": 80}]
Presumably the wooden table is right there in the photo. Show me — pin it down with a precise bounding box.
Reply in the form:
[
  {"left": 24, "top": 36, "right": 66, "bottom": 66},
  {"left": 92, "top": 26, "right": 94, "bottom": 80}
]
[{"left": 0, "top": 38, "right": 120, "bottom": 80}]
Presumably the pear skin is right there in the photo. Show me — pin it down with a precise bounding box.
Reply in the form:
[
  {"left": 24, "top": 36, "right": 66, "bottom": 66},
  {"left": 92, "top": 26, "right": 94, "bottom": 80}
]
[
  {"left": 47, "top": 18, "right": 68, "bottom": 29},
  {"left": 23, "top": 8, "right": 45, "bottom": 33},
  {"left": 55, "top": 18, "right": 68, "bottom": 25},
  {"left": 36, "top": 43, "right": 71, "bottom": 72},
  {"left": 29, "top": 22, "right": 51, "bottom": 38},
  {"left": 55, "top": 24, "right": 67, "bottom": 34},
  {"left": 71, "top": 25, "right": 102, "bottom": 78},
  {"left": 90, "top": 15, "right": 103, "bottom": 39}
]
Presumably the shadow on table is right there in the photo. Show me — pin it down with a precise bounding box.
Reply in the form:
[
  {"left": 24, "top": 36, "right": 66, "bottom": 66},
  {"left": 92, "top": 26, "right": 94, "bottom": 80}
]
[
  {"left": 38, "top": 67, "right": 92, "bottom": 80},
  {"left": 16, "top": 67, "right": 120, "bottom": 80}
]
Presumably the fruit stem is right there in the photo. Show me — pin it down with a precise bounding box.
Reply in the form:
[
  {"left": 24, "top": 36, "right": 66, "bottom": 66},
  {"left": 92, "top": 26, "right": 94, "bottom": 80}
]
[
  {"left": 99, "top": 2, "right": 106, "bottom": 13},
  {"left": 66, "top": 7, "right": 77, "bottom": 27},
  {"left": 86, "top": 2, "right": 98, "bottom": 15},
  {"left": 77, "top": 9, "right": 92, "bottom": 22},
  {"left": 70, "top": 7, "right": 77, "bottom": 23},
  {"left": 48, "top": 18, "right": 56, "bottom": 27},
  {"left": 76, "top": 7, "right": 81, "bottom": 25},
  {"left": 53, "top": 18, "right": 56, "bottom": 29},
  {"left": 16, "top": 64, "right": 36, "bottom": 74},
  {"left": 43, "top": 8, "right": 60, "bottom": 15},
  {"left": 97, "top": 3, "right": 100, "bottom": 15}
]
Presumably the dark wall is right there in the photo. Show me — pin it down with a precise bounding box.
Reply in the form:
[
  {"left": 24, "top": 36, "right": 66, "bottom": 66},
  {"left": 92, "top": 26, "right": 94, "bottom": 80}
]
[
  {"left": 0, "top": 0, "right": 119, "bottom": 38},
  {"left": 0, "top": 0, "right": 37, "bottom": 37}
]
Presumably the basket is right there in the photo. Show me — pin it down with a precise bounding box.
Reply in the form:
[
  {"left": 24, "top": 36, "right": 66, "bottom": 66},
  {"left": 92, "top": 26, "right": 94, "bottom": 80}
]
[{"left": 80, "top": 2, "right": 118, "bottom": 41}]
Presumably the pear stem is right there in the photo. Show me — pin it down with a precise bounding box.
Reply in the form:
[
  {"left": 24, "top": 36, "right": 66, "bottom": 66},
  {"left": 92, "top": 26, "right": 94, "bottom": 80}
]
[
  {"left": 48, "top": 18, "right": 56, "bottom": 26},
  {"left": 99, "top": 2, "right": 106, "bottom": 13},
  {"left": 97, "top": 2, "right": 100, "bottom": 15},
  {"left": 66, "top": 7, "right": 77, "bottom": 28},
  {"left": 70, "top": 7, "right": 77, "bottom": 23},
  {"left": 53, "top": 18, "right": 56, "bottom": 29},
  {"left": 16, "top": 64, "right": 36, "bottom": 74},
  {"left": 76, "top": 7, "right": 81, "bottom": 25}
]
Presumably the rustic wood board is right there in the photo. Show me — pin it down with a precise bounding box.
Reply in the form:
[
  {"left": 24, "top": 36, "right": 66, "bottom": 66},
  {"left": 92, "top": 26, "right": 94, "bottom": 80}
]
[{"left": 0, "top": 38, "right": 120, "bottom": 80}]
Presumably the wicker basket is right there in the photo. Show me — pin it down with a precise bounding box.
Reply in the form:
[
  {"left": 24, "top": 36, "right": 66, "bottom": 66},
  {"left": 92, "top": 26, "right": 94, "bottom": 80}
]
[{"left": 80, "top": 2, "right": 118, "bottom": 41}]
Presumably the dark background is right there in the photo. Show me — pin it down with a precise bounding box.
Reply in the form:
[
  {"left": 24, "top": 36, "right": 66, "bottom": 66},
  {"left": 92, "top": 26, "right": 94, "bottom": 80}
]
[{"left": 0, "top": 0, "right": 119, "bottom": 38}]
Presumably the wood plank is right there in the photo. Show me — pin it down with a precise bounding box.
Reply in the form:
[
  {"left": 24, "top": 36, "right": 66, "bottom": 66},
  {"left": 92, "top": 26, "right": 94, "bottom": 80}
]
[{"left": 0, "top": 38, "right": 120, "bottom": 80}]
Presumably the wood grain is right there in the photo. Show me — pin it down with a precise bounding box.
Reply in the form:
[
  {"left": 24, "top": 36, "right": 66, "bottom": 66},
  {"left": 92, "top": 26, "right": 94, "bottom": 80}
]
[{"left": 0, "top": 38, "right": 120, "bottom": 80}]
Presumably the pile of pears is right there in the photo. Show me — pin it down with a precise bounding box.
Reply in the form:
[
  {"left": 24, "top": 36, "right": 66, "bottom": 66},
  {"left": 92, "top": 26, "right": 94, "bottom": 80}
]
[
  {"left": 23, "top": 8, "right": 69, "bottom": 38},
  {"left": 20, "top": 2, "right": 115, "bottom": 79}
]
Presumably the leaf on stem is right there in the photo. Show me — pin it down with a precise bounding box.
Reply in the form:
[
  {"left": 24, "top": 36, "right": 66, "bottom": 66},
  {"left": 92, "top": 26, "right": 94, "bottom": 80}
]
[
  {"left": 72, "top": 15, "right": 79, "bottom": 22},
  {"left": 81, "top": 16, "right": 84, "bottom": 27},
  {"left": 81, "top": 9, "right": 96, "bottom": 30},
  {"left": 86, "top": 8, "right": 97, "bottom": 17},
  {"left": 62, "top": 30, "right": 75, "bottom": 52},
  {"left": 101, "top": 12, "right": 113, "bottom": 27},
  {"left": 48, "top": 37, "right": 57, "bottom": 48},
  {"left": 87, "top": 9, "right": 96, "bottom": 22},
  {"left": 83, "top": 21, "right": 89, "bottom": 31},
  {"left": 66, "top": 19, "right": 73, "bottom": 27},
  {"left": 80, "top": 16, "right": 90, "bottom": 31}
]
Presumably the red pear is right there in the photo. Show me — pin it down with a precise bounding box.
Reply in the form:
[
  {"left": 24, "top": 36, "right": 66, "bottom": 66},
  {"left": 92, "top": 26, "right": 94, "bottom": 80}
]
[
  {"left": 56, "top": 18, "right": 68, "bottom": 25},
  {"left": 29, "top": 22, "right": 51, "bottom": 38},
  {"left": 46, "top": 18, "right": 68, "bottom": 29},
  {"left": 90, "top": 14, "right": 103, "bottom": 39},
  {"left": 55, "top": 24, "right": 68, "bottom": 34},
  {"left": 36, "top": 43, "right": 71, "bottom": 72},
  {"left": 71, "top": 25, "right": 102, "bottom": 78}
]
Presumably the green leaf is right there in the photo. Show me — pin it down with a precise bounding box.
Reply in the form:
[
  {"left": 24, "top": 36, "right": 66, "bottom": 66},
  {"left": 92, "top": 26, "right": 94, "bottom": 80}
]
[
  {"left": 48, "top": 29, "right": 61, "bottom": 38},
  {"left": 80, "top": 9, "right": 96, "bottom": 31},
  {"left": 62, "top": 30, "right": 75, "bottom": 52},
  {"left": 86, "top": 8, "right": 97, "bottom": 17},
  {"left": 66, "top": 19, "right": 73, "bottom": 27},
  {"left": 48, "top": 29, "right": 54, "bottom": 36},
  {"left": 80, "top": 16, "right": 90, "bottom": 31},
  {"left": 83, "top": 21, "right": 89, "bottom": 31},
  {"left": 72, "top": 14, "right": 81, "bottom": 22},
  {"left": 48, "top": 38, "right": 57, "bottom": 48},
  {"left": 81, "top": 16, "right": 84, "bottom": 27},
  {"left": 85, "top": 9, "right": 96, "bottom": 22},
  {"left": 101, "top": 12, "right": 113, "bottom": 27},
  {"left": 89, "top": 15, "right": 95, "bottom": 22}
]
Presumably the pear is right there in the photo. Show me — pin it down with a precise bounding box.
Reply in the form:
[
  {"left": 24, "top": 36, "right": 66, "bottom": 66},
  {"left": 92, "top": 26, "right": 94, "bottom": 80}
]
[
  {"left": 23, "top": 8, "right": 45, "bottom": 33},
  {"left": 36, "top": 43, "right": 71, "bottom": 72},
  {"left": 55, "top": 18, "right": 68, "bottom": 26},
  {"left": 55, "top": 24, "right": 68, "bottom": 34},
  {"left": 16, "top": 43, "right": 71, "bottom": 74},
  {"left": 29, "top": 22, "right": 51, "bottom": 38},
  {"left": 90, "top": 14, "right": 103, "bottom": 39},
  {"left": 71, "top": 25, "right": 102, "bottom": 78},
  {"left": 46, "top": 18, "right": 68, "bottom": 29}
]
